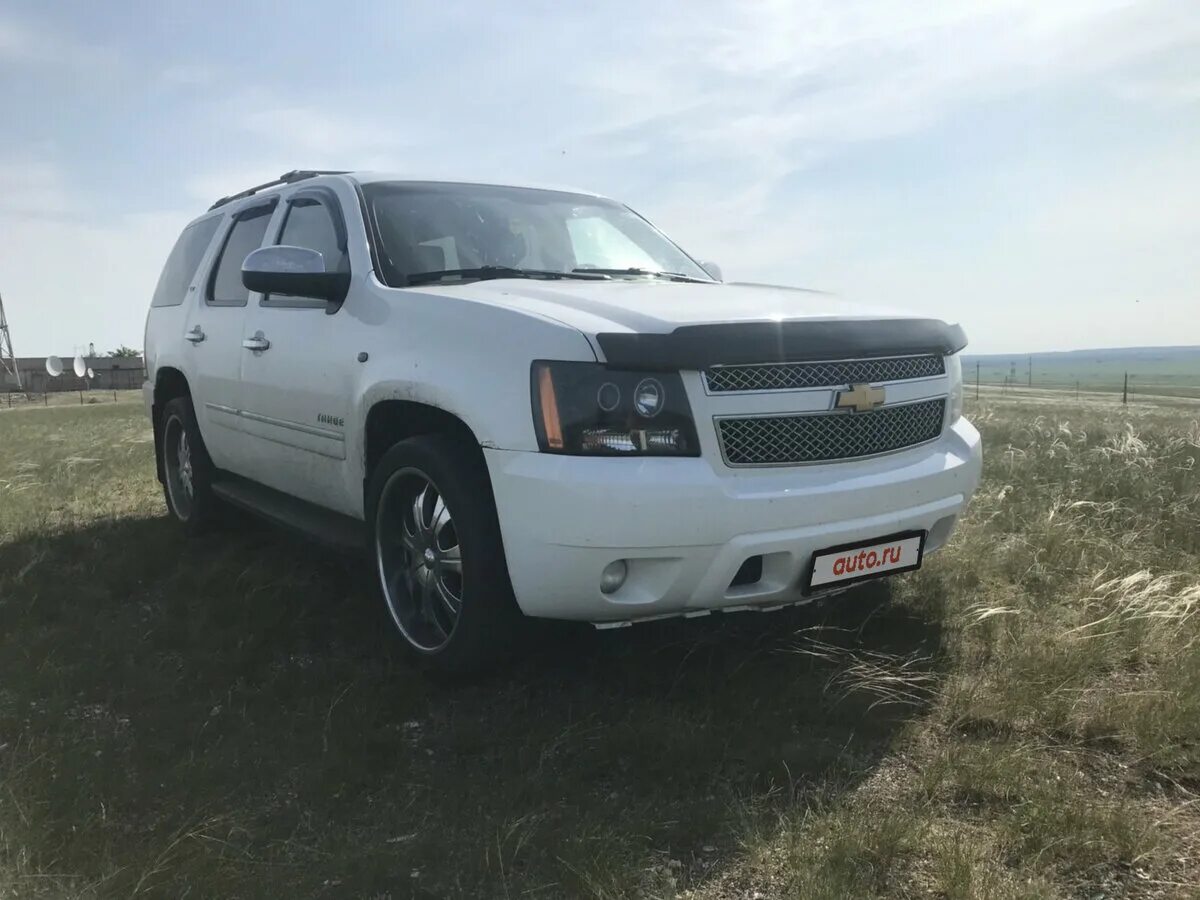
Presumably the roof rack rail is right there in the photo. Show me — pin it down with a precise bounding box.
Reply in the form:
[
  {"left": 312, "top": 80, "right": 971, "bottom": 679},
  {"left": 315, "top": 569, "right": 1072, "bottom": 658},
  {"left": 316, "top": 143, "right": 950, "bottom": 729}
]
[{"left": 208, "top": 169, "right": 350, "bottom": 211}]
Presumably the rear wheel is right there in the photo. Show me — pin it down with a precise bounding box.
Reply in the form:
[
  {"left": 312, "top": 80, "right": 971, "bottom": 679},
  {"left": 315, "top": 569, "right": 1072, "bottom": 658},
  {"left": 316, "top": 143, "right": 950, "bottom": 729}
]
[
  {"left": 367, "top": 435, "right": 522, "bottom": 674},
  {"left": 160, "top": 396, "right": 221, "bottom": 535}
]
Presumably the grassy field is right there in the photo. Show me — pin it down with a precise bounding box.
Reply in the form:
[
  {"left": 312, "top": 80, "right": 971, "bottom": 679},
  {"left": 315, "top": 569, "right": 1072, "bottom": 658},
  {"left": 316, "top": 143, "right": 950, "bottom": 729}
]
[
  {"left": 1, "top": 394, "right": 1198, "bottom": 898},
  {"left": 963, "top": 347, "right": 1200, "bottom": 400},
  {"left": 0, "top": 390, "right": 134, "bottom": 411}
]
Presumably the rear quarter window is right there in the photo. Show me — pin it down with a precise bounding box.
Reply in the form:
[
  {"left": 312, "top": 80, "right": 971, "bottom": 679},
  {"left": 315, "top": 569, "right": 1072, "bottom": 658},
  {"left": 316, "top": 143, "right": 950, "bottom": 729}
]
[{"left": 151, "top": 216, "right": 222, "bottom": 308}]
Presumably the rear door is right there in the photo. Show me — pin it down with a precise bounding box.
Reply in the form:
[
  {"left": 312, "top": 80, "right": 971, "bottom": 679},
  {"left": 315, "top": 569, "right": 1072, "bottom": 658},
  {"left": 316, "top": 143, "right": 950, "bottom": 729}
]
[
  {"left": 236, "top": 186, "right": 356, "bottom": 514},
  {"left": 182, "top": 200, "right": 277, "bottom": 472},
  {"left": 146, "top": 211, "right": 222, "bottom": 384}
]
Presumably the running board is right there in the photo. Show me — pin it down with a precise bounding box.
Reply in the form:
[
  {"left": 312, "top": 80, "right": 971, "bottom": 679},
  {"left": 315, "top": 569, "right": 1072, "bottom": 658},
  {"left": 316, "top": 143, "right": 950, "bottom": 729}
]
[{"left": 211, "top": 475, "right": 367, "bottom": 555}]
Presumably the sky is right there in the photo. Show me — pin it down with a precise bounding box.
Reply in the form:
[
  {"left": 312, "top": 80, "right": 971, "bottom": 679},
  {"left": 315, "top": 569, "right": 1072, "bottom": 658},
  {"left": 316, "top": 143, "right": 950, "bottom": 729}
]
[{"left": 1, "top": 0, "right": 1198, "bottom": 357}]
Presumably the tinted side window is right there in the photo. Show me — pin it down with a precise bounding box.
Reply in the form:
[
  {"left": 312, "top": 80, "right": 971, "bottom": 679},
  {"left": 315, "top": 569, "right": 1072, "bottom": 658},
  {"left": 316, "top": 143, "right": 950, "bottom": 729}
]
[
  {"left": 208, "top": 205, "right": 274, "bottom": 306},
  {"left": 262, "top": 196, "right": 349, "bottom": 308},
  {"left": 151, "top": 217, "right": 221, "bottom": 307},
  {"left": 279, "top": 199, "right": 346, "bottom": 271}
]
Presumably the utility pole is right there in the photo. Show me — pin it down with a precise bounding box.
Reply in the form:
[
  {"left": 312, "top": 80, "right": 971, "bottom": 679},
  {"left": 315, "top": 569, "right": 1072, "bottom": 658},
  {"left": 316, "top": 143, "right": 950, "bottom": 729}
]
[{"left": 0, "top": 291, "right": 21, "bottom": 391}]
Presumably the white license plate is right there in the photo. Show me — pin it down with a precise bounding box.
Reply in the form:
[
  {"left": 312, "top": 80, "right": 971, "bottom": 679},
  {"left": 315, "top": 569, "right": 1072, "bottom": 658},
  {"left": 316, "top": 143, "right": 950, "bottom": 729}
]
[{"left": 807, "top": 531, "right": 926, "bottom": 590}]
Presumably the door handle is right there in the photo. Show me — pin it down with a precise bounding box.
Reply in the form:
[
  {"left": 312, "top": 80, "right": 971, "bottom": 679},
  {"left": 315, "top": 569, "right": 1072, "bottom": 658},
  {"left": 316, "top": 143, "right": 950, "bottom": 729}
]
[
  {"left": 185, "top": 326, "right": 205, "bottom": 344},
  {"left": 242, "top": 331, "right": 271, "bottom": 352}
]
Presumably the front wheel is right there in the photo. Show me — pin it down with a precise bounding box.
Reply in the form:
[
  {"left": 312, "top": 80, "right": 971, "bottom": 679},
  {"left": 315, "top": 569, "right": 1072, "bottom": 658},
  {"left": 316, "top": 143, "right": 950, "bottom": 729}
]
[
  {"left": 367, "top": 435, "right": 522, "bottom": 674},
  {"left": 160, "top": 396, "right": 222, "bottom": 535}
]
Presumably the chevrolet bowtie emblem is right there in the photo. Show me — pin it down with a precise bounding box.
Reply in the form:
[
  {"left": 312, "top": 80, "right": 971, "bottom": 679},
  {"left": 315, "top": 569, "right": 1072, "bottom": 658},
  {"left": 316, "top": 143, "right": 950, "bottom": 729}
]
[{"left": 835, "top": 383, "right": 886, "bottom": 413}]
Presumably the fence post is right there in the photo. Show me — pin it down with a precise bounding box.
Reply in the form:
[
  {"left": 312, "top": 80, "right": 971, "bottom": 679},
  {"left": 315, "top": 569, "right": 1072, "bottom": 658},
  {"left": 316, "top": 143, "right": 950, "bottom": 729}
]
[
  {"left": 1075, "top": 381, "right": 1079, "bottom": 400},
  {"left": 1122, "top": 372, "right": 1128, "bottom": 405},
  {"left": 976, "top": 360, "right": 980, "bottom": 401}
]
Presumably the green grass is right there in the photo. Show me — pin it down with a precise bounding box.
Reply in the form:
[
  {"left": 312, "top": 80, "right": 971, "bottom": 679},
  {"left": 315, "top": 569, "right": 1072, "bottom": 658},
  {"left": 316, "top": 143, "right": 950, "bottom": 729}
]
[
  {"left": 964, "top": 346, "right": 1200, "bottom": 399},
  {"left": 1, "top": 395, "right": 1198, "bottom": 897}
]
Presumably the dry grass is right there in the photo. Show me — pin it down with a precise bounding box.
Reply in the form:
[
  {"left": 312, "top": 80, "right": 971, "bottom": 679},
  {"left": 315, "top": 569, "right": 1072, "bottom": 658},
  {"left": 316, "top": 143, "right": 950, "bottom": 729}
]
[
  {"left": 1, "top": 395, "right": 1198, "bottom": 898},
  {"left": 693, "top": 402, "right": 1200, "bottom": 899}
]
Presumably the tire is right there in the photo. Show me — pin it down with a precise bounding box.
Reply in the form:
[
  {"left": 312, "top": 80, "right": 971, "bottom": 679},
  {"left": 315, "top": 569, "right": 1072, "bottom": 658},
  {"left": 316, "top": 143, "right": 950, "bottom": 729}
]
[
  {"left": 159, "top": 396, "right": 222, "bottom": 535},
  {"left": 366, "top": 435, "right": 523, "bottom": 675}
]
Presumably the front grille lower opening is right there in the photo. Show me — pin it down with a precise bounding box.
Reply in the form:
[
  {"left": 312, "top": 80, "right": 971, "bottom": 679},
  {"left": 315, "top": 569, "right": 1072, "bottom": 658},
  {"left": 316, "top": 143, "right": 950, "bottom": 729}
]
[
  {"left": 718, "top": 398, "right": 946, "bottom": 466},
  {"left": 730, "top": 555, "right": 763, "bottom": 588}
]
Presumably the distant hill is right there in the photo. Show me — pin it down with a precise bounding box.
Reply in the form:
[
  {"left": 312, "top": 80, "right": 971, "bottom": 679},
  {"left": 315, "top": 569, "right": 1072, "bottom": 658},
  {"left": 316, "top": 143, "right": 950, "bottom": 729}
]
[{"left": 961, "top": 346, "right": 1200, "bottom": 398}]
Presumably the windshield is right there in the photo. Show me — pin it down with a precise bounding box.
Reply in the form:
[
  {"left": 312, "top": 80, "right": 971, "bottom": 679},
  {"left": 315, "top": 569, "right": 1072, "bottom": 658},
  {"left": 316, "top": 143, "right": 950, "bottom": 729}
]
[{"left": 362, "top": 181, "right": 713, "bottom": 286}]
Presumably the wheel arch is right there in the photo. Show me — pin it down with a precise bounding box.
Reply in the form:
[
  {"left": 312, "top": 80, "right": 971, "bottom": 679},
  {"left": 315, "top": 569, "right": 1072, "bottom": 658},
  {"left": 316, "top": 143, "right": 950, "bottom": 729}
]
[
  {"left": 363, "top": 399, "right": 489, "bottom": 504},
  {"left": 151, "top": 367, "right": 191, "bottom": 484}
]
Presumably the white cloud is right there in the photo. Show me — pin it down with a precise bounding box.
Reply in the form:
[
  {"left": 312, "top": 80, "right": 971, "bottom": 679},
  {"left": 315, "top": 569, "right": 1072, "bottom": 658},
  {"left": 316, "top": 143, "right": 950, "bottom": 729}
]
[
  {"left": 573, "top": 0, "right": 1200, "bottom": 212},
  {"left": 0, "top": 155, "right": 73, "bottom": 217},
  {"left": 184, "top": 163, "right": 296, "bottom": 209},
  {"left": 1, "top": 206, "right": 187, "bottom": 357},
  {"left": 178, "top": 88, "right": 422, "bottom": 204},
  {"left": 773, "top": 144, "right": 1200, "bottom": 353},
  {"left": 171, "top": 0, "right": 1200, "bottom": 229},
  {"left": 235, "top": 105, "right": 412, "bottom": 160},
  {"left": 1112, "top": 45, "right": 1200, "bottom": 108},
  {"left": 0, "top": 11, "right": 116, "bottom": 69},
  {"left": 527, "top": 0, "right": 1200, "bottom": 352},
  {"left": 0, "top": 153, "right": 189, "bottom": 356},
  {"left": 5, "top": 0, "right": 1199, "bottom": 355},
  {"left": 1023, "top": 149, "right": 1200, "bottom": 246},
  {"left": 159, "top": 63, "right": 216, "bottom": 87}
]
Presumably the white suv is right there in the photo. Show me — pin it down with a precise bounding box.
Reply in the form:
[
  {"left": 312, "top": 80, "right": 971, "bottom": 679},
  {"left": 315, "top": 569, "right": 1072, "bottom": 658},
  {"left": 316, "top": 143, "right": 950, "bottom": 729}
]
[{"left": 144, "top": 170, "right": 982, "bottom": 672}]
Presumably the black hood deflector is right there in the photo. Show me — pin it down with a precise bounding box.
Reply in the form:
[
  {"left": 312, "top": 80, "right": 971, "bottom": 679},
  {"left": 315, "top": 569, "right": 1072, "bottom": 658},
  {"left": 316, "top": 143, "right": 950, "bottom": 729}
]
[{"left": 596, "top": 319, "right": 968, "bottom": 370}]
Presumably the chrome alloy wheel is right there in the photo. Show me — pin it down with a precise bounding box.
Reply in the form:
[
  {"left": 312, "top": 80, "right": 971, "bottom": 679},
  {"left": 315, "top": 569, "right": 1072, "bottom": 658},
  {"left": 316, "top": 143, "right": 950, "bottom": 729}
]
[
  {"left": 375, "top": 468, "right": 464, "bottom": 652},
  {"left": 163, "top": 415, "right": 194, "bottom": 520}
]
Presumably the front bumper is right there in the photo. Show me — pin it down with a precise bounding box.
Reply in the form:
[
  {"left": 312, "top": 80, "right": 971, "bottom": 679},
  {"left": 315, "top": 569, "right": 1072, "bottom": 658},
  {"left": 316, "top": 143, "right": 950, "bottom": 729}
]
[{"left": 485, "top": 416, "right": 982, "bottom": 623}]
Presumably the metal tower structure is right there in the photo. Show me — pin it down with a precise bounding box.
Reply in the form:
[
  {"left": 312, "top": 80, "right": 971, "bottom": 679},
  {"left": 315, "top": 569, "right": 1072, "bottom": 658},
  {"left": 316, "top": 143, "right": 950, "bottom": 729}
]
[{"left": 0, "top": 291, "right": 20, "bottom": 390}]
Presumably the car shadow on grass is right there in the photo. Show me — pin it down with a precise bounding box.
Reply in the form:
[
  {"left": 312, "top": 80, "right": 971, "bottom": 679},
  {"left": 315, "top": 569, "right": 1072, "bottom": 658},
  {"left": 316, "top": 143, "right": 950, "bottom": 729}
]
[{"left": 0, "top": 514, "right": 946, "bottom": 898}]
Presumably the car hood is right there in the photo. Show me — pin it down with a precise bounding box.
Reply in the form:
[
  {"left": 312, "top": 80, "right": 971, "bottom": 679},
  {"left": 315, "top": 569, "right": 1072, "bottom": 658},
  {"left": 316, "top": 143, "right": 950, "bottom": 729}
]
[{"left": 408, "top": 278, "right": 929, "bottom": 335}]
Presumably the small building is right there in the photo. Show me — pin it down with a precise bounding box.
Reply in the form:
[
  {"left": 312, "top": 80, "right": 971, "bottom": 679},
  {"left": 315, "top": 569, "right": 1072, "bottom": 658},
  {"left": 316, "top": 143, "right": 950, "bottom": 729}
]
[{"left": 4, "top": 356, "right": 146, "bottom": 392}]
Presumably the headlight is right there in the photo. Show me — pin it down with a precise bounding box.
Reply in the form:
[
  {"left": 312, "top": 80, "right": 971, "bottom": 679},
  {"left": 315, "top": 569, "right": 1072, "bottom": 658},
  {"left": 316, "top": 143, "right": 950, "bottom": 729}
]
[
  {"left": 531, "top": 361, "right": 699, "bottom": 456},
  {"left": 947, "top": 353, "right": 964, "bottom": 421}
]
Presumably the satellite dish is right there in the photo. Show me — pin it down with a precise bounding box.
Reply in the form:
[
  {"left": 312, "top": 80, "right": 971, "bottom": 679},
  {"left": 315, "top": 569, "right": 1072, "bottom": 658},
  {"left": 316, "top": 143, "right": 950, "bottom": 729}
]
[
  {"left": 73, "top": 355, "right": 86, "bottom": 377},
  {"left": 46, "top": 356, "right": 63, "bottom": 377},
  {"left": 87, "top": 367, "right": 95, "bottom": 379}
]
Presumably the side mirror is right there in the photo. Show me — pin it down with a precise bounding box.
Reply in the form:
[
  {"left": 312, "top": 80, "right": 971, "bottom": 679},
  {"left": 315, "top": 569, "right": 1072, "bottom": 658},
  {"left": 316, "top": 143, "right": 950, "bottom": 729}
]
[
  {"left": 242, "top": 246, "right": 350, "bottom": 305},
  {"left": 699, "top": 260, "right": 723, "bottom": 282}
]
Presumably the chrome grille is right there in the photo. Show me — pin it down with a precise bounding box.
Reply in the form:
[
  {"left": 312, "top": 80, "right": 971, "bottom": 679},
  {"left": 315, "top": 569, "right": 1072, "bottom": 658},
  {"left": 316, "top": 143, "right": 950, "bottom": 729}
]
[
  {"left": 717, "top": 399, "right": 946, "bottom": 466},
  {"left": 704, "top": 355, "right": 944, "bottom": 393}
]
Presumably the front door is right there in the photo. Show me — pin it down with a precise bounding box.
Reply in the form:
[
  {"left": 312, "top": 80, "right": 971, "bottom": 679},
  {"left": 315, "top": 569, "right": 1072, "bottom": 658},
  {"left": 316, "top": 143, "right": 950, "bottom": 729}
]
[
  {"left": 182, "top": 200, "right": 276, "bottom": 472},
  {"left": 237, "top": 187, "right": 356, "bottom": 515}
]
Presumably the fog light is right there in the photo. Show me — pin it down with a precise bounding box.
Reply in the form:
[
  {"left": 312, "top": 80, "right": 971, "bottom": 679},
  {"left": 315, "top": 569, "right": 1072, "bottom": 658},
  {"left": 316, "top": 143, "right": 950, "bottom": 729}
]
[
  {"left": 600, "top": 559, "right": 628, "bottom": 594},
  {"left": 580, "top": 427, "right": 685, "bottom": 453},
  {"left": 581, "top": 428, "right": 638, "bottom": 452}
]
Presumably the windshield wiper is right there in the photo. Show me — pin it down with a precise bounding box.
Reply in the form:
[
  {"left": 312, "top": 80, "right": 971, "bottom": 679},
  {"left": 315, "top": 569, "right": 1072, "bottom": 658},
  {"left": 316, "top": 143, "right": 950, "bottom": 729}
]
[
  {"left": 407, "top": 266, "right": 611, "bottom": 285},
  {"left": 571, "top": 267, "right": 711, "bottom": 283}
]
